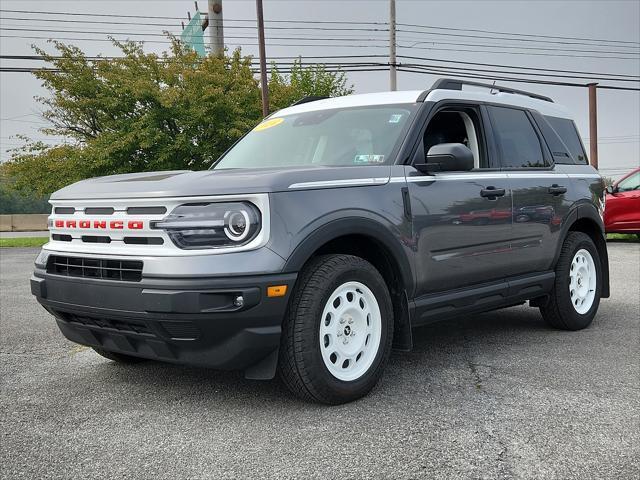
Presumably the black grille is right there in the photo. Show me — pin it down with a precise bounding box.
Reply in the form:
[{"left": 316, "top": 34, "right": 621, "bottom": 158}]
[
  {"left": 47, "top": 255, "right": 143, "bottom": 282},
  {"left": 161, "top": 321, "right": 201, "bottom": 340},
  {"left": 63, "top": 312, "right": 153, "bottom": 336},
  {"left": 84, "top": 207, "right": 115, "bottom": 215}
]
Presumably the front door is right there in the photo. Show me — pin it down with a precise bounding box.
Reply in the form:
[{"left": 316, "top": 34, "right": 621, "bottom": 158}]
[{"left": 406, "top": 104, "right": 514, "bottom": 297}]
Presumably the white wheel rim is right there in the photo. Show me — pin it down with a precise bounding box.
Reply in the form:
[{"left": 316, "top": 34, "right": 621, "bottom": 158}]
[
  {"left": 319, "top": 281, "right": 382, "bottom": 382},
  {"left": 569, "top": 248, "right": 597, "bottom": 315}
]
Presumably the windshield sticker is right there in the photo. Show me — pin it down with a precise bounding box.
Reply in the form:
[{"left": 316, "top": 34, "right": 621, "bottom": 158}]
[
  {"left": 354, "top": 154, "right": 385, "bottom": 164},
  {"left": 254, "top": 117, "right": 284, "bottom": 132},
  {"left": 388, "top": 114, "right": 403, "bottom": 124}
]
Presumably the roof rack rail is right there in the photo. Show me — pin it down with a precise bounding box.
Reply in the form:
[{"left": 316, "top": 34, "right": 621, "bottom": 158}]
[
  {"left": 429, "top": 78, "right": 554, "bottom": 103},
  {"left": 290, "top": 95, "right": 330, "bottom": 106}
]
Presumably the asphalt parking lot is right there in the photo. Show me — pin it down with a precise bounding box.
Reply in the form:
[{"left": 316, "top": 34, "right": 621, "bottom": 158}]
[{"left": 1, "top": 244, "right": 638, "bottom": 479}]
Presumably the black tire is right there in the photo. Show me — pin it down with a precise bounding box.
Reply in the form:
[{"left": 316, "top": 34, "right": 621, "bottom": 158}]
[
  {"left": 540, "top": 231, "right": 602, "bottom": 330},
  {"left": 278, "top": 254, "right": 394, "bottom": 404},
  {"left": 92, "top": 347, "right": 146, "bottom": 364}
]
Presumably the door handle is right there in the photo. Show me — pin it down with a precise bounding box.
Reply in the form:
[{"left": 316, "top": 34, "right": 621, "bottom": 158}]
[
  {"left": 548, "top": 184, "right": 567, "bottom": 195},
  {"left": 480, "top": 186, "right": 506, "bottom": 199}
]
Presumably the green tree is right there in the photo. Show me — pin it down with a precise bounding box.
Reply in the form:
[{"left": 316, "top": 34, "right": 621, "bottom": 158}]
[
  {"left": 3, "top": 40, "right": 353, "bottom": 195},
  {"left": 268, "top": 58, "right": 353, "bottom": 108}
]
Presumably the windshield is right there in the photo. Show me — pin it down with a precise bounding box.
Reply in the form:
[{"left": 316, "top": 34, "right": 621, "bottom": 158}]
[{"left": 213, "top": 104, "right": 417, "bottom": 169}]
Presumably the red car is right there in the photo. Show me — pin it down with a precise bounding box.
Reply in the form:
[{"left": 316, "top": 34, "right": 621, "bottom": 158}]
[{"left": 604, "top": 167, "right": 640, "bottom": 237}]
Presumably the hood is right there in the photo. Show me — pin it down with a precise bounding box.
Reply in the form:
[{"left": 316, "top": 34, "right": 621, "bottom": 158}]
[{"left": 50, "top": 166, "right": 393, "bottom": 200}]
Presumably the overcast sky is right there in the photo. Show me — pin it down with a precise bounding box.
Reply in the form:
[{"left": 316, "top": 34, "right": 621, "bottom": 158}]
[{"left": 1, "top": 0, "right": 639, "bottom": 178}]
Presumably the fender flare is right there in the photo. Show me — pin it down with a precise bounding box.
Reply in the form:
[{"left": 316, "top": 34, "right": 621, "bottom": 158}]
[
  {"left": 282, "top": 216, "right": 415, "bottom": 297},
  {"left": 555, "top": 203, "right": 610, "bottom": 298}
]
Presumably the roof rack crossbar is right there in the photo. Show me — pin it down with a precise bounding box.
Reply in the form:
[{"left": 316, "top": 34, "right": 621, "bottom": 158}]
[
  {"left": 429, "top": 78, "right": 554, "bottom": 103},
  {"left": 290, "top": 95, "right": 330, "bottom": 106}
]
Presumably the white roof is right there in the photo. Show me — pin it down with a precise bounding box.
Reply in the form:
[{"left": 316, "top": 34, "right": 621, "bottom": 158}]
[
  {"left": 272, "top": 85, "right": 574, "bottom": 120},
  {"left": 272, "top": 90, "right": 424, "bottom": 117}
]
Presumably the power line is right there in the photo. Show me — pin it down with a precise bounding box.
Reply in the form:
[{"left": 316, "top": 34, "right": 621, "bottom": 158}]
[
  {"left": 2, "top": 8, "right": 638, "bottom": 45},
  {"left": 3, "top": 54, "right": 639, "bottom": 84},
  {"left": 397, "top": 22, "right": 640, "bottom": 46},
  {"left": 395, "top": 66, "right": 640, "bottom": 91},
  {"left": 3, "top": 33, "right": 639, "bottom": 61},
  {"left": 0, "top": 66, "right": 390, "bottom": 74},
  {"left": 397, "top": 38, "right": 639, "bottom": 56},
  {"left": 0, "top": 16, "right": 389, "bottom": 33},
  {"left": 0, "top": 9, "right": 388, "bottom": 25},
  {"left": 0, "top": 27, "right": 394, "bottom": 45},
  {"left": 399, "top": 62, "right": 640, "bottom": 83},
  {"left": 2, "top": 63, "right": 638, "bottom": 92},
  {"left": 3, "top": 16, "right": 639, "bottom": 53},
  {"left": 397, "top": 54, "right": 640, "bottom": 79},
  {"left": 3, "top": 26, "right": 639, "bottom": 57},
  {"left": 0, "top": 34, "right": 392, "bottom": 48},
  {"left": 397, "top": 43, "right": 640, "bottom": 60},
  {"left": 5, "top": 54, "right": 637, "bottom": 80},
  {"left": 396, "top": 27, "right": 640, "bottom": 49}
]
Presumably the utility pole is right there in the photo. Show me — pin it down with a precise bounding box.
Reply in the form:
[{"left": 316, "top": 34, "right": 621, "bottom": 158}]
[
  {"left": 389, "top": 0, "right": 397, "bottom": 91},
  {"left": 208, "top": 0, "right": 224, "bottom": 56},
  {"left": 587, "top": 83, "right": 598, "bottom": 169},
  {"left": 256, "top": 0, "right": 269, "bottom": 117}
]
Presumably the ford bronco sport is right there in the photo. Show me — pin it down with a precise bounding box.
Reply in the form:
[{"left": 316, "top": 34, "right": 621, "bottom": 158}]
[{"left": 31, "top": 79, "right": 609, "bottom": 404}]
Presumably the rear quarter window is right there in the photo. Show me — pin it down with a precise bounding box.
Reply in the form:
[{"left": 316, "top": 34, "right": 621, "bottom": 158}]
[{"left": 543, "top": 116, "right": 588, "bottom": 165}]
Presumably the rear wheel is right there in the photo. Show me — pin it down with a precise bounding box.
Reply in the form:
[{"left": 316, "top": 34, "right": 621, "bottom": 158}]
[
  {"left": 279, "top": 254, "right": 393, "bottom": 404},
  {"left": 541, "top": 232, "right": 602, "bottom": 330},
  {"left": 92, "top": 347, "right": 145, "bottom": 364}
]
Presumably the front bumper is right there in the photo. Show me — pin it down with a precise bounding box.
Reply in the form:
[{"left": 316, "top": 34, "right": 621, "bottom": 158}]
[{"left": 31, "top": 266, "right": 297, "bottom": 378}]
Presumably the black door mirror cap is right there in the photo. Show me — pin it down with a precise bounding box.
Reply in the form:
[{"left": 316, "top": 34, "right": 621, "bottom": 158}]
[
  {"left": 605, "top": 185, "right": 617, "bottom": 195},
  {"left": 424, "top": 143, "right": 474, "bottom": 172}
]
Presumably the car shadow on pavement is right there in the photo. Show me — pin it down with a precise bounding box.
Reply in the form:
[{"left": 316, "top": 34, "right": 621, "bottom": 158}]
[{"left": 81, "top": 304, "right": 553, "bottom": 407}]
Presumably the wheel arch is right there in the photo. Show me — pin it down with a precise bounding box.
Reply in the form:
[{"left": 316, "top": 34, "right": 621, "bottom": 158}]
[
  {"left": 283, "top": 217, "right": 415, "bottom": 350},
  {"left": 558, "top": 204, "right": 610, "bottom": 298}
]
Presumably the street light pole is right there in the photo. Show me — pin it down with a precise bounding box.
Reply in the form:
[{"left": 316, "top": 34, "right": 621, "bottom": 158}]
[{"left": 256, "top": 0, "right": 269, "bottom": 116}]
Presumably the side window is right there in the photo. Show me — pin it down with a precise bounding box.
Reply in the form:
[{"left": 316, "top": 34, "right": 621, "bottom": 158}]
[
  {"left": 617, "top": 172, "right": 640, "bottom": 192},
  {"left": 423, "top": 107, "right": 487, "bottom": 168},
  {"left": 544, "top": 116, "right": 588, "bottom": 165},
  {"left": 489, "top": 106, "right": 547, "bottom": 168}
]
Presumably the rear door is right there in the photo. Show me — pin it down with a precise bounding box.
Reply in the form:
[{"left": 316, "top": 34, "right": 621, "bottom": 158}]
[
  {"left": 406, "top": 102, "right": 514, "bottom": 297},
  {"left": 487, "top": 105, "right": 571, "bottom": 274}
]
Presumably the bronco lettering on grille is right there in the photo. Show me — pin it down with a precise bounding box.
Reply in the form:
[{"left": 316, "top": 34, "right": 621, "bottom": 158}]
[{"left": 53, "top": 219, "right": 145, "bottom": 229}]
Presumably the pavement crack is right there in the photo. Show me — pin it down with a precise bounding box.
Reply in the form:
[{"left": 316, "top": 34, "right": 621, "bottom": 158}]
[{"left": 467, "top": 359, "right": 483, "bottom": 390}]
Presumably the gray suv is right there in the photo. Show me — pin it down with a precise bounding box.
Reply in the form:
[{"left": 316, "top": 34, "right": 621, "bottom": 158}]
[{"left": 31, "top": 79, "right": 609, "bottom": 404}]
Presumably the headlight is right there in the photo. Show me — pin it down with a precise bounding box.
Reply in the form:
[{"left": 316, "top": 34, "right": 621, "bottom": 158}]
[{"left": 152, "top": 202, "right": 261, "bottom": 249}]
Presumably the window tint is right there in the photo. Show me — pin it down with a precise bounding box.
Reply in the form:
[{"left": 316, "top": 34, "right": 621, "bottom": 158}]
[
  {"left": 545, "top": 116, "right": 588, "bottom": 165},
  {"left": 489, "top": 106, "right": 546, "bottom": 168},
  {"left": 617, "top": 172, "right": 639, "bottom": 191},
  {"left": 532, "top": 114, "right": 572, "bottom": 164}
]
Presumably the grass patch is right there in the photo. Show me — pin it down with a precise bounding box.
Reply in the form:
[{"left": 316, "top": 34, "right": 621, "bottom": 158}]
[
  {"left": 0, "top": 237, "right": 49, "bottom": 248},
  {"left": 606, "top": 233, "right": 639, "bottom": 243}
]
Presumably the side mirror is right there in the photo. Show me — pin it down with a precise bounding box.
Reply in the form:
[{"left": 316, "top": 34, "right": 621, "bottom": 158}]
[
  {"left": 606, "top": 185, "right": 617, "bottom": 195},
  {"left": 415, "top": 143, "right": 474, "bottom": 173}
]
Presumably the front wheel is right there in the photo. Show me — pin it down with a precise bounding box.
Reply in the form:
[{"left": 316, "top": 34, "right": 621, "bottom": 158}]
[
  {"left": 279, "top": 254, "right": 394, "bottom": 404},
  {"left": 540, "top": 232, "right": 602, "bottom": 330}
]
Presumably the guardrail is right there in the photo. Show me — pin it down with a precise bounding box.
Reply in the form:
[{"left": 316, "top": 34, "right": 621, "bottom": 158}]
[{"left": 0, "top": 214, "right": 49, "bottom": 232}]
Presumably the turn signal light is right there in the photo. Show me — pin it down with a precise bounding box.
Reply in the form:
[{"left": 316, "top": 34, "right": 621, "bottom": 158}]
[{"left": 267, "top": 285, "right": 287, "bottom": 297}]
